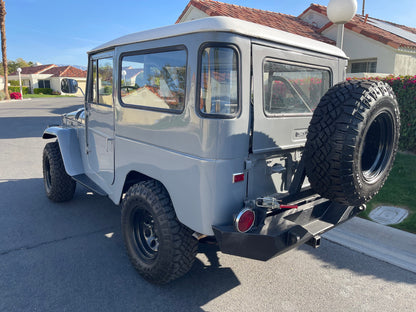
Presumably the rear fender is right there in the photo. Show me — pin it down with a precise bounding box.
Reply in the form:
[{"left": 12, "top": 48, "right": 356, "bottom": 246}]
[{"left": 42, "top": 127, "right": 84, "bottom": 176}]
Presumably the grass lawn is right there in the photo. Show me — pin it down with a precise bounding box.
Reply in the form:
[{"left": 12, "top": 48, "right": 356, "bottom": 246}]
[
  {"left": 359, "top": 152, "right": 416, "bottom": 234},
  {"left": 23, "top": 94, "right": 76, "bottom": 98}
]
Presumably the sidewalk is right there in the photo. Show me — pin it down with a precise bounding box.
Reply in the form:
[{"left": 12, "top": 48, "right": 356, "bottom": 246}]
[{"left": 323, "top": 217, "right": 416, "bottom": 273}]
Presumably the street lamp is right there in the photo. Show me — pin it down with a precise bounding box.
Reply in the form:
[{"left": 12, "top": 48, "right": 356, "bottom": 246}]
[
  {"left": 122, "top": 70, "right": 127, "bottom": 86},
  {"left": 17, "top": 67, "right": 23, "bottom": 100},
  {"left": 327, "top": 0, "right": 357, "bottom": 50}
]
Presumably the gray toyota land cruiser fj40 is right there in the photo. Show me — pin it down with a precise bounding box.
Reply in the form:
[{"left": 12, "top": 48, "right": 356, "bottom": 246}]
[{"left": 42, "top": 17, "right": 400, "bottom": 284}]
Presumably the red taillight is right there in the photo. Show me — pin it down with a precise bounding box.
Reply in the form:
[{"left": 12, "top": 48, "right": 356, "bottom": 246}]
[
  {"left": 232, "top": 173, "right": 245, "bottom": 183},
  {"left": 235, "top": 208, "right": 255, "bottom": 233}
]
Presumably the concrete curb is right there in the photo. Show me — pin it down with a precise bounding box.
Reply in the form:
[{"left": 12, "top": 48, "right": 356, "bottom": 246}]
[
  {"left": 0, "top": 98, "right": 32, "bottom": 103},
  {"left": 323, "top": 217, "right": 416, "bottom": 273}
]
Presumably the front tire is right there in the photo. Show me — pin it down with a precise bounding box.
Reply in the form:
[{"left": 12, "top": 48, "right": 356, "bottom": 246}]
[
  {"left": 42, "top": 141, "right": 76, "bottom": 202},
  {"left": 121, "top": 180, "right": 198, "bottom": 284}
]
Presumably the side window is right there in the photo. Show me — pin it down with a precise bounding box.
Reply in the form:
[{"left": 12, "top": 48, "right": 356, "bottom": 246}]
[
  {"left": 199, "top": 46, "right": 239, "bottom": 117},
  {"left": 89, "top": 57, "right": 113, "bottom": 105},
  {"left": 120, "top": 49, "right": 187, "bottom": 112},
  {"left": 263, "top": 61, "right": 330, "bottom": 115}
]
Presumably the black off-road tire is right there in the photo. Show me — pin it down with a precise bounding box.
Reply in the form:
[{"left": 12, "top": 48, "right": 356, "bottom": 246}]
[
  {"left": 305, "top": 80, "right": 400, "bottom": 206},
  {"left": 121, "top": 180, "right": 198, "bottom": 285},
  {"left": 42, "top": 141, "right": 76, "bottom": 202}
]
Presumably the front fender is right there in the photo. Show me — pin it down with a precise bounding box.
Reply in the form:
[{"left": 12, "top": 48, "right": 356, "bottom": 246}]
[{"left": 42, "top": 127, "right": 85, "bottom": 176}]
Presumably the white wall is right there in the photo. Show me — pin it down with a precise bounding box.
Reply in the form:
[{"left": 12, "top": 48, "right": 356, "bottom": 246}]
[
  {"left": 394, "top": 53, "right": 416, "bottom": 75},
  {"left": 50, "top": 78, "right": 61, "bottom": 94},
  {"left": 323, "top": 26, "right": 397, "bottom": 74}
]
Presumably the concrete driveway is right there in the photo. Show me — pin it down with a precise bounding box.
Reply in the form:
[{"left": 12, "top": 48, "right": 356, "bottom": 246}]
[{"left": 0, "top": 98, "right": 415, "bottom": 312}]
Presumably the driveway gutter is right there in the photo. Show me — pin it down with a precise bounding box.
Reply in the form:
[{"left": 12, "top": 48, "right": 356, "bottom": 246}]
[{"left": 323, "top": 217, "right": 416, "bottom": 273}]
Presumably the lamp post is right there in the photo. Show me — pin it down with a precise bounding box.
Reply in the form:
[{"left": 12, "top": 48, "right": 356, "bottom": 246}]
[
  {"left": 122, "top": 70, "right": 127, "bottom": 86},
  {"left": 17, "top": 67, "right": 23, "bottom": 100},
  {"left": 327, "top": 0, "right": 357, "bottom": 50}
]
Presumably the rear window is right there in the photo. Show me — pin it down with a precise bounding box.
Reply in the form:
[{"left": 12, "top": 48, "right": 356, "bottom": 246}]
[{"left": 263, "top": 61, "right": 330, "bottom": 116}]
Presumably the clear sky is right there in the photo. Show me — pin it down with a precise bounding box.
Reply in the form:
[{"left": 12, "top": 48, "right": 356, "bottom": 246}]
[{"left": 5, "top": 0, "right": 416, "bottom": 67}]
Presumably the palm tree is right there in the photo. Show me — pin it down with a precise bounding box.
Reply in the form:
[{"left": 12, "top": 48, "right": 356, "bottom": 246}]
[{"left": 0, "top": 0, "right": 9, "bottom": 100}]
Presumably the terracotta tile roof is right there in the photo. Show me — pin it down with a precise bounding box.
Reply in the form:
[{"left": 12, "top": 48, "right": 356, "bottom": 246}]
[
  {"left": 306, "top": 4, "right": 416, "bottom": 50},
  {"left": 42, "top": 66, "right": 87, "bottom": 78},
  {"left": 10, "top": 64, "right": 56, "bottom": 75},
  {"left": 176, "top": 0, "right": 335, "bottom": 45}
]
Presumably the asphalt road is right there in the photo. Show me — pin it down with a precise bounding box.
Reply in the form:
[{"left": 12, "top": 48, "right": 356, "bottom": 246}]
[{"left": 1, "top": 97, "right": 415, "bottom": 312}]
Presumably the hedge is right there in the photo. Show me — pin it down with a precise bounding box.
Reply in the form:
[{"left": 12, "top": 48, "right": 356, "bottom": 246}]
[
  {"left": 347, "top": 76, "right": 416, "bottom": 153},
  {"left": 8, "top": 86, "right": 29, "bottom": 95},
  {"left": 33, "top": 88, "right": 53, "bottom": 95},
  {"left": 380, "top": 76, "right": 416, "bottom": 153}
]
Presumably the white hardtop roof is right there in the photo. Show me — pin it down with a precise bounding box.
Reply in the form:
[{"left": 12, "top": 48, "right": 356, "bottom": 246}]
[{"left": 89, "top": 16, "right": 346, "bottom": 59}]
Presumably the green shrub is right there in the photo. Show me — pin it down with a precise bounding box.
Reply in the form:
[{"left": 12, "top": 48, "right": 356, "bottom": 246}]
[
  {"left": 382, "top": 76, "right": 416, "bottom": 153},
  {"left": 33, "top": 88, "right": 53, "bottom": 95},
  {"left": 8, "top": 86, "right": 29, "bottom": 95},
  {"left": 347, "top": 76, "right": 416, "bottom": 153},
  {"left": 9, "top": 80, "right": 20, "bottom": 86},
  {"left": 103, "top": 85, "right": 112, "bottom": 95}
]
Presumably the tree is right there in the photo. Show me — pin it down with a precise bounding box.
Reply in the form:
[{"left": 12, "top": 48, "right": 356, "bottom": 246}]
[
  {"left": 0, "top": 58, "right": 34, "bottom": 76},
  {"left": 0, "top": 0, "right": 9, "bottom": 99},
  {"left": 7, "top": 58, "right": 33, "bottom": 74}
]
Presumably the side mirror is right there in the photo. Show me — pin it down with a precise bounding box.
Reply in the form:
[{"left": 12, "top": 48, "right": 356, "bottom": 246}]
[{"left": 61, "top": 78, "right": 79, "bottom": 94}]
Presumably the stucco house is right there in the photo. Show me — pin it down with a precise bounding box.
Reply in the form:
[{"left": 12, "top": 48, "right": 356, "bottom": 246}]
[
  {"left": 177, "top": 0, "right": 416, "bottom": 77},
  {"left": 9, "top": 64, "right": 87, "bottom": 96}
]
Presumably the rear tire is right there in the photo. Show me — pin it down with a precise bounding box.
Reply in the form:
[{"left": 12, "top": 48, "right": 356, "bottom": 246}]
[
  {"left": 305, "top": 80, "right": 400, "bottom": 206},
  {"left": 42, "top": 141, "right": 76, "bottom": 202},
  {"left": 121, "top": 180, "right": 198, "bottom": 284}
]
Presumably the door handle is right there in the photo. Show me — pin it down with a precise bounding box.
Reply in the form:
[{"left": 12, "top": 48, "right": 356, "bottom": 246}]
[{"left": 106, "top": 137, "right": 114, "bottom": 152}]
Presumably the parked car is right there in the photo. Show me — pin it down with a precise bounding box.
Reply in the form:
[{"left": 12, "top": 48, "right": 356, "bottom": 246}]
[{"left": 42, "top": 17, "right": 400, "bottom": 284}]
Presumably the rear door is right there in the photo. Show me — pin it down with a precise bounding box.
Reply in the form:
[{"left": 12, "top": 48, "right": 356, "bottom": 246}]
[
  {"left": 252, "top": 44, "right": 335, "bottom": 152},
  {"left": 249, "top": 44, "right": 336, "bottom": 197}
]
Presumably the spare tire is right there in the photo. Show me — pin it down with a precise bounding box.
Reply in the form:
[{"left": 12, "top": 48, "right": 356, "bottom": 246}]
[{"left": 304, "top": 80, "right": 400, "bottom": 206}]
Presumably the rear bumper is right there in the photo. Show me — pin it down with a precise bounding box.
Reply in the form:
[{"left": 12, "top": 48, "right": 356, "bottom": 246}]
[{"left": 212, "top": 198, "right": 362, "bottom": 261}]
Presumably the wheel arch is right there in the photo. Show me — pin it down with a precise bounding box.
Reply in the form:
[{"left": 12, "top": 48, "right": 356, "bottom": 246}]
[
  {"left": 42, "top": 127, "right": 85, "bottom": 176},
  {"left": 121, "top": 170, "right": 152, "bottom": 195},
  {"left": 118, "top": 170, "right": 196, "bottom": 232}
]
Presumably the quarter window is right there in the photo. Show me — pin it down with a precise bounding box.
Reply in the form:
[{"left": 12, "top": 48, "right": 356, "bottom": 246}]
[
  {"left": 199, "top": 46, "right": 239, "bottom": 116},
  {"left": 120, "top": 49, "right": 187, "bottom": 112},
  {"left": 263, "top": 61, "right": 330, "bottom": 115}
]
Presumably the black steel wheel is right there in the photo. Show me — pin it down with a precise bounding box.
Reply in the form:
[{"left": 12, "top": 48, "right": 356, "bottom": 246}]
[
  {"left": 304, "top": 80, "right": 400, "bottom": 206},
  {"left": 42, "top": 141, "right": 76, "bottom": 202},
  {"left": 121, "top": 180, "right": 198, "bottom": 284}
]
